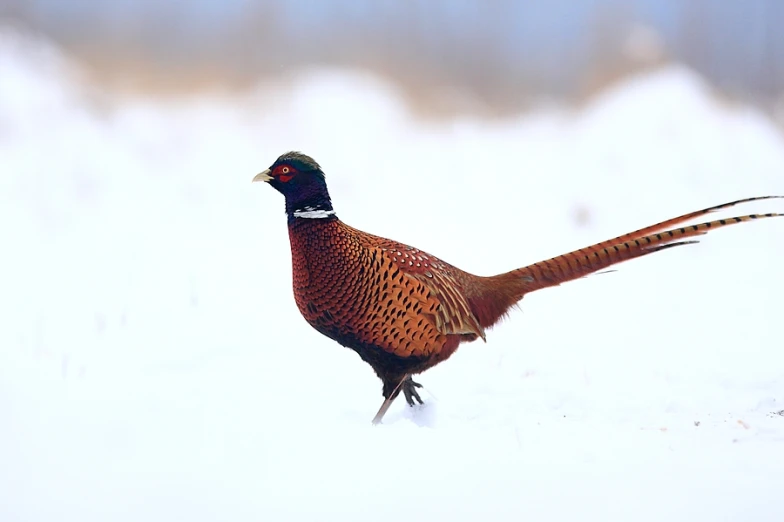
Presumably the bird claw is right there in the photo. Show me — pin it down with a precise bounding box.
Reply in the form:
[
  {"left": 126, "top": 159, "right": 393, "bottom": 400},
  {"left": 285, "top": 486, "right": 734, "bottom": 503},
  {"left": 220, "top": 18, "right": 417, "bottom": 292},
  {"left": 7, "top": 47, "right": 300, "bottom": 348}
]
[
  {"left": 402, "top": 377, "right": 424, "bottom": 406},
  {"left": 372, "top": 376, "right": 425, "bottom": 424}
]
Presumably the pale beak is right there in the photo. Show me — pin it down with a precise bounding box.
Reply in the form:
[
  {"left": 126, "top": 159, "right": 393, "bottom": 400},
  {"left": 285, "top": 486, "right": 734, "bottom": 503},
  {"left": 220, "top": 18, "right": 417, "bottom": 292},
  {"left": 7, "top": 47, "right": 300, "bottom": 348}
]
[{"left": 252, "top": 169, "right": 273, "bottom": 183}]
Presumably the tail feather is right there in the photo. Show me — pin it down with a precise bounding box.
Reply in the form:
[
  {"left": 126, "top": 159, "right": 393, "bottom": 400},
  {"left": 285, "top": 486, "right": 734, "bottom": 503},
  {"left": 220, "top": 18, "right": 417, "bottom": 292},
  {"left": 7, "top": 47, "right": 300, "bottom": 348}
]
[
  {"left": 505, "top": 205, "right": 782, "bottom": 294},
  {"left": 562, "top": 195, "right": 782, "bottom": 261}
]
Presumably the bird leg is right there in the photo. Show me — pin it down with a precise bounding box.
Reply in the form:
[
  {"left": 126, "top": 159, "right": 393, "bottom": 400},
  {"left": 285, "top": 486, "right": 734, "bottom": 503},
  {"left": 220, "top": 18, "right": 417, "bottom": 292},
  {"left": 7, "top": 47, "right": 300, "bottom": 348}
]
[
  {"left": 371, "top": 375, "right": 424, "bottom": 424},
  {"left": 372, "top": 375, "right": 406, "bottom": 425},
  {"left": 402, "top": 377, "right": 424, "bottom": 406}
]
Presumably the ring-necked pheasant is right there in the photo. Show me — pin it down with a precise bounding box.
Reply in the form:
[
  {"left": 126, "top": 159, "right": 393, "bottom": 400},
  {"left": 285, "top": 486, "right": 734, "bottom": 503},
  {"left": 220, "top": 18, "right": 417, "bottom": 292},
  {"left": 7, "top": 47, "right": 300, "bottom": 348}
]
[{"left": 253, "top": 151, "right": 782, "bottom": 424}]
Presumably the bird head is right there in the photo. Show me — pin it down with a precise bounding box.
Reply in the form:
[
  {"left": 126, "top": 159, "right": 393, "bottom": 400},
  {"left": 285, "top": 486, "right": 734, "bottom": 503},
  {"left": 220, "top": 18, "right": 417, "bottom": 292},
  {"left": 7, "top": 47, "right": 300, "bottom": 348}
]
[{"left": 252, "top": 151, "right": 334, "bottom": 220}]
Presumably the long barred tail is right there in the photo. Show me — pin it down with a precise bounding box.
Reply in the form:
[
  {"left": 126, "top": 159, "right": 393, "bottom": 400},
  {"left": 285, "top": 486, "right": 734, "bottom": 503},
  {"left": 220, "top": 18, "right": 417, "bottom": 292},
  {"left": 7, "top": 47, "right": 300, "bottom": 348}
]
[{"left": 505, "top": 196, "right": 783, "bottom": 294}]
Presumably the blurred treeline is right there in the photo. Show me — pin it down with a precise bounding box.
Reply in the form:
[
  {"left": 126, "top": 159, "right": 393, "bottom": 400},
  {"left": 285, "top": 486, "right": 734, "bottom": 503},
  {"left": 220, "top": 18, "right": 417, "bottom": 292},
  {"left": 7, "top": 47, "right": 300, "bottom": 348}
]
[{"left": 1, "top": 0, "right": 783, "bottom": 118}]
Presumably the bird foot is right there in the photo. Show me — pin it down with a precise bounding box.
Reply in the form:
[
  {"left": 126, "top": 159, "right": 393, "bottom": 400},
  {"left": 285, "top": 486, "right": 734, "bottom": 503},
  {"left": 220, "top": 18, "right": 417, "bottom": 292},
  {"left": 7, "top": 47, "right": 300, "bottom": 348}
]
[
  {"left": 402, "top": 377, "right": 424, "bottom": 407},
  {"left": 372, "top": 375, "right": 425, "bottom": 424}
]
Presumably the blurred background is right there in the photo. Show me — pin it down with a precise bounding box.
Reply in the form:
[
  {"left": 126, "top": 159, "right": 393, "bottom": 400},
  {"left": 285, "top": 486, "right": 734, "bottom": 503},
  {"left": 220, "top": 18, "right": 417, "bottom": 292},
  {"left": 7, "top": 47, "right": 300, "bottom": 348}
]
[
  {"left": 2, "top": 0, "right": 784, "bottom": 119},
  {"left": 2, "top": 2, "right": 784, "bottom": 522}
]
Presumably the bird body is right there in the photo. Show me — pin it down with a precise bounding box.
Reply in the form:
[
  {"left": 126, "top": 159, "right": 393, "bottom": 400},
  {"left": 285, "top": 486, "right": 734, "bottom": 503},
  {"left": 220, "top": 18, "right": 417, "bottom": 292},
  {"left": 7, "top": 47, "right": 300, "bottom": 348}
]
[{"left": 254, "top": 151, "right": 782, "bottom": 423}]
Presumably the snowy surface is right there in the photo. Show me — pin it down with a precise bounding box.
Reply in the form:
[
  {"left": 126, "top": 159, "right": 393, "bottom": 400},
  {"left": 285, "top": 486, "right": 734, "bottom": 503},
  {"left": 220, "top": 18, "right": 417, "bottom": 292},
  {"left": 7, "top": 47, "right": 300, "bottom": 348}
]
[{"left": 1, "top": 30, "right": 784, "bottom": 521}]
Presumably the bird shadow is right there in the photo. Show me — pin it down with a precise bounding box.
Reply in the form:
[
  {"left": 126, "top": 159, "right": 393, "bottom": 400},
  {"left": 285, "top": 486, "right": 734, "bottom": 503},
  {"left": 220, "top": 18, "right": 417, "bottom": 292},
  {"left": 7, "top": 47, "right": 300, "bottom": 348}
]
[
  {"left": 395, "top": 390, "right": 439, "bottom": 427},
  {"left": 405, "top": 402, "right": 437, "bottom": 427}
]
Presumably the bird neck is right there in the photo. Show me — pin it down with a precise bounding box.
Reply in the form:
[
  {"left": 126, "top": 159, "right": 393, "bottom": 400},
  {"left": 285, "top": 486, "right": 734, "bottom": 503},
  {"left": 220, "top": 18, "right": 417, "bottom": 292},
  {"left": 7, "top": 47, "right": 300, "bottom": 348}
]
[{"left": 285, "top": 190, "right": 336, "bottom": 224}]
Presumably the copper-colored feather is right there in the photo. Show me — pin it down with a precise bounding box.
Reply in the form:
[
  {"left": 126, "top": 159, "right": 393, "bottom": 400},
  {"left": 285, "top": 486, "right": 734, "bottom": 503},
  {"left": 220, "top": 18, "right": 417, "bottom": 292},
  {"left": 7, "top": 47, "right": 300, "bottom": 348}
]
[
  {"left": 254, "top": 152, "right": 782, "bottom": 423},
  {"left": 513, "top": 196, "right": 782, "bottom": 292}
]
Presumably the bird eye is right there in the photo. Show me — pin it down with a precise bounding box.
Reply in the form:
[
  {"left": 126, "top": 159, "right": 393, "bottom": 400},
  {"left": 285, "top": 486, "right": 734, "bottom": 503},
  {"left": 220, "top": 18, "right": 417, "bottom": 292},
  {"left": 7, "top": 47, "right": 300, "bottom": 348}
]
[{"left": 273, "top": 164, "right": 295, "bottom": 182}]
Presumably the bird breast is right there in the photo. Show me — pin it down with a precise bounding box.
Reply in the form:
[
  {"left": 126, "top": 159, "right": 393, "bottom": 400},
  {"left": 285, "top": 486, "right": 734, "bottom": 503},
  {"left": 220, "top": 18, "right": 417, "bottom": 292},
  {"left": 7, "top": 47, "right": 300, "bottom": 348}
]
[{"left": 286, "top": 220, "right": 451, "bottom": 358}]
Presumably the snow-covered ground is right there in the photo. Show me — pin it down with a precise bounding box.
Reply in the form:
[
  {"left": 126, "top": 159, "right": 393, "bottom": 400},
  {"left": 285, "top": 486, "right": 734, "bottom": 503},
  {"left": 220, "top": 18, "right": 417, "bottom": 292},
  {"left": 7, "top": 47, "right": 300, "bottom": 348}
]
[{"left": 1, "top": 29, "right": 783, "bottom": 521}]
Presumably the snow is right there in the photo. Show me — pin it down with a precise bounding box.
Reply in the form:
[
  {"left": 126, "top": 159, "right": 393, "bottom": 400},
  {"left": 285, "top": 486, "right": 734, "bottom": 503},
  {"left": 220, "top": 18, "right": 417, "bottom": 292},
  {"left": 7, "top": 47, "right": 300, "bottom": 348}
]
[{"left": 1, "top": 29, "right": 784, "bottom": 521}]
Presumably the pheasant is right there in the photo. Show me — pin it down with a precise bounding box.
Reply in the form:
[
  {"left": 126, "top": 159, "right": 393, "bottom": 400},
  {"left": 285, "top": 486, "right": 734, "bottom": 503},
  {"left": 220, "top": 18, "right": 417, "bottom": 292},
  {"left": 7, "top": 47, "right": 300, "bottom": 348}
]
[{"left": 253, "top": 151, "right": 782, "bottom": 424}]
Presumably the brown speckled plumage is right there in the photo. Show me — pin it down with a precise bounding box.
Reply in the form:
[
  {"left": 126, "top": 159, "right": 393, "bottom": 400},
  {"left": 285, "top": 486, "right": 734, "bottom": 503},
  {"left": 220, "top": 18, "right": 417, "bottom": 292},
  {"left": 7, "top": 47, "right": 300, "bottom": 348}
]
[
  {"left": 253, "top": 151, "right": 782, "bottom": 423},
  {"left": 289, "top": 219, "right": 478, "bottom": 371}
]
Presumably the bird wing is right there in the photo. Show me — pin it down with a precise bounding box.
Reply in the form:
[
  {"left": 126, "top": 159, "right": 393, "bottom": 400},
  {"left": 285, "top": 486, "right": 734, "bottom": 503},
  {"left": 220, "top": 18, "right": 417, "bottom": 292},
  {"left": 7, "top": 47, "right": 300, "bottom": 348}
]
[
  {"left": 408, "top": 269, "right": 486, "bottom": 341},
  {"left": 374, "top": 243, "right": 486, "bottom": 342},
  {"left": 344, "top": 232, "right": 486, "bottom": 359}
]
